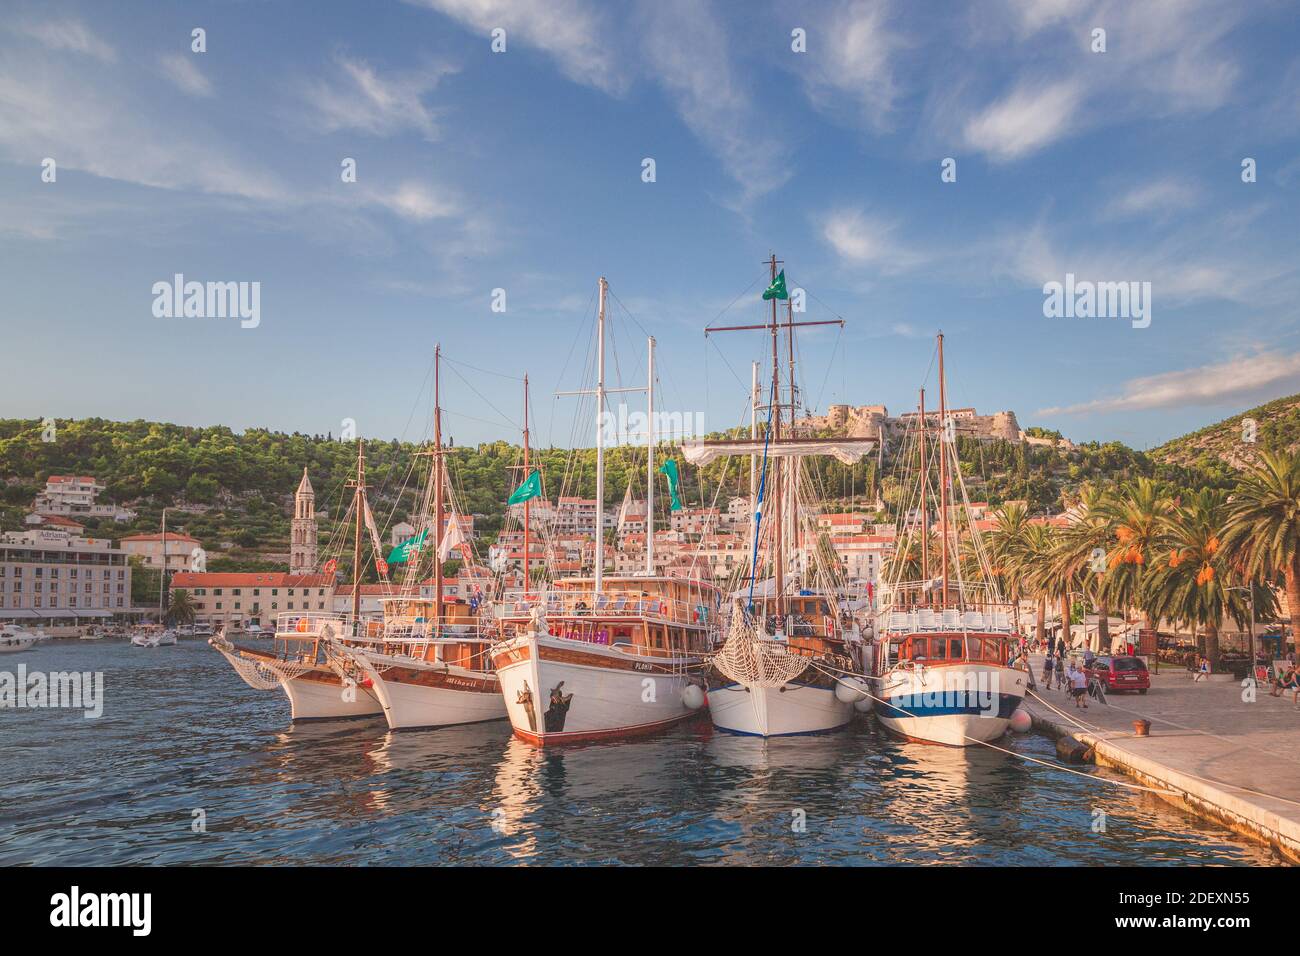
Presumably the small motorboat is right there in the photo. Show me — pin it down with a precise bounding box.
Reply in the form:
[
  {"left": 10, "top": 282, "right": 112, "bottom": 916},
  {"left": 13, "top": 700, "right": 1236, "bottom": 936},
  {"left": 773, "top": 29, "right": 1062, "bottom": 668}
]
[{"left": 0, "top": 624, "right": 38, "bottom": 653}]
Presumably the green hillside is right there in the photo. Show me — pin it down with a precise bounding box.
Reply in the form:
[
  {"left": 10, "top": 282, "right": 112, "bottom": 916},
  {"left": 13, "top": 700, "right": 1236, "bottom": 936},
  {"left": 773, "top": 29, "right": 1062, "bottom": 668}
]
[
  {"left": 1148, "top": 393, "right": 1300, "bottom": 476},
  {"left": 0, "top": 407, "right": 1253, "bottom": 575}
]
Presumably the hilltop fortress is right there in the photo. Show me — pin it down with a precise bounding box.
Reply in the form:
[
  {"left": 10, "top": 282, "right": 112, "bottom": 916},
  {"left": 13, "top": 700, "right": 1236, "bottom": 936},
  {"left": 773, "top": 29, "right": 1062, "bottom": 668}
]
[{"left": 797, "top": 404, "right": 1072, "bottom": 449}]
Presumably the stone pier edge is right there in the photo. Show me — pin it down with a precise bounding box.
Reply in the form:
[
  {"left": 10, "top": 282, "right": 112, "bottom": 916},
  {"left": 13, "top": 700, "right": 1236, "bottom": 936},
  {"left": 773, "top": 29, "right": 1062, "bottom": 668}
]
[{"left": 1029, "top": 712, "right": 1300, "bottom": 865}]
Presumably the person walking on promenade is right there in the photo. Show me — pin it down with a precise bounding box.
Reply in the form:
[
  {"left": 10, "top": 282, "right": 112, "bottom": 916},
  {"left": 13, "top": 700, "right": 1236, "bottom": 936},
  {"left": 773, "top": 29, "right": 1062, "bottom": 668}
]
[{"left": 1068, "top": 661, "right": 1089, "bottom": 709}]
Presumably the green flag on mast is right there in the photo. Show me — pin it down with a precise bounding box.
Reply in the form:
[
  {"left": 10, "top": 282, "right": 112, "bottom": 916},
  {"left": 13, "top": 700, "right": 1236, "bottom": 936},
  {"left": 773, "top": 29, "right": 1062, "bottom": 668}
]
[
  {"left": 386, "top": 528, "right": 428, "bottom": 565},
  {"left": 761, "top": 270, "right": 788, "bottom": 301},
  {"left": 658, "top": 458, "right": 683, "bottom": 511},
  {"left": 508, "top": 469, "right": 543, "bottom": 505}
]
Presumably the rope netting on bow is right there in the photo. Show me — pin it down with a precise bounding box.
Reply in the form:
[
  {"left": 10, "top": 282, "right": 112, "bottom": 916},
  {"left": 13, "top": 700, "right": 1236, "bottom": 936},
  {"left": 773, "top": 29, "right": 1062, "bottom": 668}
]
[
  {"left": 711, "top": 613, "right": 811, "bottom": 688},
  {"left": 209, "top": 635, "right": 316, "bottom": 691}
]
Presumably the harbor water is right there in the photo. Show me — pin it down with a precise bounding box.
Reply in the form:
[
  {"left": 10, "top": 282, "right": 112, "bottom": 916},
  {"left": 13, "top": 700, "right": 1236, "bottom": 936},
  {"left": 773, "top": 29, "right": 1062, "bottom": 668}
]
[{"left": 1, "top": 640, "right": 1280, "bottom": 865}]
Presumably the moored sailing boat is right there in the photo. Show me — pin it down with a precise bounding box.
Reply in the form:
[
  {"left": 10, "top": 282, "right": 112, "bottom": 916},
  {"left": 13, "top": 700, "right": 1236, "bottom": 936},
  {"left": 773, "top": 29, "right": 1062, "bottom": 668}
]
[
  {"left": 692, "top": 256, "right": 874, "bottom": 737},
  {"left": 208, "top": 453, "right": 383, "bottom": 721},
  {"left": 869, "top": 334, "right": 1027, "bottom": 746},
  {"left": 335, "top": 345, "right": 506, "bottom": 731},
  {"left": 490, "top": 277, "right": 716, "bottom": 745}
]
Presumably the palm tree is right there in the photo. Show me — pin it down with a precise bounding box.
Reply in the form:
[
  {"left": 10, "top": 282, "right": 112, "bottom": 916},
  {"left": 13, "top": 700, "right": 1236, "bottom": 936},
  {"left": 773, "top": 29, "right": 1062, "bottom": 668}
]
[
  {"left": 1098, "top": 477, "right": 1172, "bottom": 639},
  {"left": 1014, "top": 523, "right": 1057, "bottom": 646},
  {"left": 1054, "top": 483, "right": 1116, "bottom": 649},
  {"left": 1223, "top": 450, "right": 1300, "bottom": 651},
  {"left": 988, "top": 502, "right": 1032, "bottom": 631},
  {"left": 166, "top": 589, "right": 197, "bottom": 626},
  {"left": 1145, "top": 489, "right": 1246, "bottom": 672}
]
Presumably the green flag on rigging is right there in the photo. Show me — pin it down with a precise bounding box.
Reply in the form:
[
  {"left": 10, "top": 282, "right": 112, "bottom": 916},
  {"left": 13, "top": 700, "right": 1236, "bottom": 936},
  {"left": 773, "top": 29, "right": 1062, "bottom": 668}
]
[
  {"left": 508, "top": 469, "right": 543, "bottom": 505},
  {"left": 761, "top": 270, "right": 788, "bottom": 301},
  {"left": 386, "top": 528, "right": 428, "bottom": 566},
  {"left": 658, "top": 458, "right": 683, "bottom": 511}
]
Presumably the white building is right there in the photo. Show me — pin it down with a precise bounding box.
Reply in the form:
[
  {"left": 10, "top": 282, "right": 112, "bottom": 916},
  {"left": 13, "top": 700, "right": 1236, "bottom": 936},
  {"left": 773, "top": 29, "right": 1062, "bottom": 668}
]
[
  {"left": 0, "top": 528, "right": 132, "bottom": 624},
  {"left": 33, "top": 475, "right": 135, "bottom": 522},
  {"left": 118, "top": 531, "right": 203, "bottom": 571}
]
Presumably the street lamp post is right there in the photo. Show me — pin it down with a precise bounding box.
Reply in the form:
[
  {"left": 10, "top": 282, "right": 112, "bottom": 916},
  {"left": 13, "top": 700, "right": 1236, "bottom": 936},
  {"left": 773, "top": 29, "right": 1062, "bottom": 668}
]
[{"left": 1227, "top": 584, "right": 1257, "bottom": 681}]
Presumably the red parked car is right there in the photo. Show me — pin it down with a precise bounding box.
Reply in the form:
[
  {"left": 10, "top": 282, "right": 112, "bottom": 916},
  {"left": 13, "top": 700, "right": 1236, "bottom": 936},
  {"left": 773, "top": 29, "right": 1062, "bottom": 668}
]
[{"left": 1085, "top": 655, "right": 1150, "bottom": 693}]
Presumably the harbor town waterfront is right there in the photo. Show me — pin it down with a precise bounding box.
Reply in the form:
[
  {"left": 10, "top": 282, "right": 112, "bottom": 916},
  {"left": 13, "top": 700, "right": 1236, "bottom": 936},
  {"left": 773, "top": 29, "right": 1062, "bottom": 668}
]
[{"left": 3, "top": 0, "right": 1299, "bottom": 936}]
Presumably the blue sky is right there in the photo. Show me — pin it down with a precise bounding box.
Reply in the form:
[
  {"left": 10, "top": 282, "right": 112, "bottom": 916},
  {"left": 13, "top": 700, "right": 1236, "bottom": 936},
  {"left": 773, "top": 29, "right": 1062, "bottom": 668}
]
[{"left": 2, "top": 0, "right": 1298, "bottom": 451}]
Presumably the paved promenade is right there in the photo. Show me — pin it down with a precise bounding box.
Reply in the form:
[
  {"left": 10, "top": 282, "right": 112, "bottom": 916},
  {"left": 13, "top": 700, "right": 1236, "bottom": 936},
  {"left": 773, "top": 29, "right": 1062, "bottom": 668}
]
[{"left": 1022, "top": 655, "right": 1300, "bottom": 863}]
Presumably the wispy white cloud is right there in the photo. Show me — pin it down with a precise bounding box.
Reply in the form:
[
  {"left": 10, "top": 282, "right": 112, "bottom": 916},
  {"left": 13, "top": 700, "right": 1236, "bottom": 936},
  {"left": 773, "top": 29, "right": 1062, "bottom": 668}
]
[
  {"left": 0, "top": 54, "right": 286, "bottom": 202},
  {"left": 14, "top": 17, "right": 115, "bottom": 63},
  {"left": 407, "top": 0, "right": 624, "bottom": 93},
  {"left": 819, "top": 208, "right": 925, "bottom": 273},
  {"left": 792, "top": 0, "right": 901, "bottom": 129},
  {"left": 302, "top": 55, "right": 453, "bottom": 140},
  {"left": 158, "top": 53, "right": 212, "bottom": 97},
  {"left": 994, "top": 218, "right": 1296, "bottom": 308},
  {"left": 1040, "top": 351, "right": 1300, "bottom": 415},
  {"left": 963, "top": 79, "right": 1084, "bottom": 161},
  {"left": 637, "top": 0, "right": 790, "bottom": 206},
  {"left": 363, "top": 181, "right": 460, "bottom": 221},
  {"left": 1101, "top": 178, "right": 1199, "bottom": 220}
]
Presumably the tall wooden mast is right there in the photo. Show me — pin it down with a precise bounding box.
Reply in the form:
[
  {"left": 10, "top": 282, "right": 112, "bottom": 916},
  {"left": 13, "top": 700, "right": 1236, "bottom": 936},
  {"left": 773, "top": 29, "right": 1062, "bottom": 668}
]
[
  {"left": 433, "top": 344, "right": 444, "bottom": 631},
  {"left": 918, "top": 388, "right": 929, "bottom": 592},
  {"left": 646, "top": 336, "right": 656, "bottom": 576},
  {"left": 768, "top": 254, "right": 785, "bottom": 622},
  {"left": 522, "top": 373, "right": 530, "bottom": 591},
  {"left": 594, "top": 277, "right": 608, "bottom": 593},
  {"left": 352, "top": 439, "right": 365, "bottom": 623},
  {"left": 937, "top": 333, "right": 950, "bottom": 607}
]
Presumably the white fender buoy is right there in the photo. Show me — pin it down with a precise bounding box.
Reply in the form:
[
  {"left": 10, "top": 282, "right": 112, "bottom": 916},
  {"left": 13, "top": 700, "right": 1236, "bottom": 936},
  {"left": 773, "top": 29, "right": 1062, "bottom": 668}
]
[
  {"left": 854, "top": 696, "right": 873, "bottom": 713},
  {"left": 682, "top": 683, "right": 706, "bottom": 711},
  {"left": 1009, "top": 708, "right": 1032, "bottom": 733},
  {"left": 835, "top": 677, "right": 867, "bottom": 704}
]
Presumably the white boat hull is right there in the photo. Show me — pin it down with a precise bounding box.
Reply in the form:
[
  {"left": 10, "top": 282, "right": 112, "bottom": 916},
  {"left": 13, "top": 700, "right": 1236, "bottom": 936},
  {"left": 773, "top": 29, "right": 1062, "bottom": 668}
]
[
  {"left": 281, "top": 669, "right": 384, "bottom": 721},
  {"left": 492, "top": 633, "right": 704, "bottom": 745},
  {"left": 0, "top": 638, "right": 36, "bottom": 653},
  {"left": 345, "top": 650, "right": 506, "bottom": 730},
  {"left": 709, "top": 681, "right": 853, "bottom": 737},
  {"left": 871, "top": 662, "right": 1026, "bottom": 746}
]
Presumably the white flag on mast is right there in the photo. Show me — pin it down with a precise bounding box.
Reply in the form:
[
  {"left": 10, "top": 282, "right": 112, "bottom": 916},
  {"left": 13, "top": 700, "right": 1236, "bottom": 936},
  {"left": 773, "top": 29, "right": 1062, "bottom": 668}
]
[{"left": 438, "top": 515, "right": 466, "bottom": 562}]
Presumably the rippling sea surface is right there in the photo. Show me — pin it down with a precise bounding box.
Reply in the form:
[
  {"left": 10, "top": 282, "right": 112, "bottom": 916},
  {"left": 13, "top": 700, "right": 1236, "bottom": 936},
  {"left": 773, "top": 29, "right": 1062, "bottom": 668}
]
[{"left": 1, "top": 640, "right": 1281, "bottom": 866}]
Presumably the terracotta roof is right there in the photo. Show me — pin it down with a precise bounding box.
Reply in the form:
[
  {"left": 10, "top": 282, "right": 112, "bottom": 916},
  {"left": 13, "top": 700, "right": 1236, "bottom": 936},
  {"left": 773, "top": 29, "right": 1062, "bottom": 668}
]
[
  {"left": 47, "top": 475, "right": 98, "bottom": 484},
  {"left": 119, "top": 532, "right": 201, "bottom": 543},
  {"left": 171, "top": 572, "right": 334, "bottom": 588},
  {"left": 31, "top": 514, "right": 86, "bottom": 529}
]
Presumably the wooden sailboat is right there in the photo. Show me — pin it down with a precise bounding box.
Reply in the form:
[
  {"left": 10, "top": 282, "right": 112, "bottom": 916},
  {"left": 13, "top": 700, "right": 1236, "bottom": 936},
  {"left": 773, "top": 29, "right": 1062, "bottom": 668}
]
[
  {"left": 335, "top": 345, "right": 507, "bottom": 731},
  {"left": 868, "top": 333, "right": 1028, "bottom": 746},
  {"left": 209, "top": 449, "right": 384, "bottom": 720},
  {"left": 491, "top": 277, "right": 716, "bottom": 745},
  {"left": 693, "top": 255, "right": 874, "bottom": 736}
]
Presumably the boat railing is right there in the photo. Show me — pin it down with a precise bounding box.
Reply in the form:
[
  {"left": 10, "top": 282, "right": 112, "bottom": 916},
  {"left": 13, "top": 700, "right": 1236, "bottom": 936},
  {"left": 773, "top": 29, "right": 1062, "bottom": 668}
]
[
  {"left": 274, "top": 612, "right": 354, "bottom": 639},
  {"left": 349, "top": 620, "right": 496, "bottom": 646},
  {"left": 491, "top": 591, "right": 716, "bottom": 627}
]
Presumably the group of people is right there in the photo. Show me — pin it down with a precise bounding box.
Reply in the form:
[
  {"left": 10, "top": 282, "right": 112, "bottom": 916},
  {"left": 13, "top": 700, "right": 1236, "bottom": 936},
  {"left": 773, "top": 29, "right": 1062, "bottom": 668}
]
[
  {"left": 1037, "top": 638, "right": 1095, "bottom": 708},
  {"left": 1270, "top": 660, "right": 1299, "bottom": 703}
]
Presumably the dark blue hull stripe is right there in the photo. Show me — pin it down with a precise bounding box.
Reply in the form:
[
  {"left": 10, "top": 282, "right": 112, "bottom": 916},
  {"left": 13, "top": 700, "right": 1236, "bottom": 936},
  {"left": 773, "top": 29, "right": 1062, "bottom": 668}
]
[{"left": 876, "top": 692, "right": 1021, "bottom": 720}]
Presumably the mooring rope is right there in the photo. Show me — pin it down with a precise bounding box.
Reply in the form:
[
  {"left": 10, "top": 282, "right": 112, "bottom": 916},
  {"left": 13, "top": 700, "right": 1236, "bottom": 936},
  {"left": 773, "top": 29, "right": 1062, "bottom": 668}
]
[
  {"left": 805, "top": 660, "right": 1174, "bottom": 795},
  {"left": 1026, "top": 686, "right": 1300, "bottom": 810}
]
